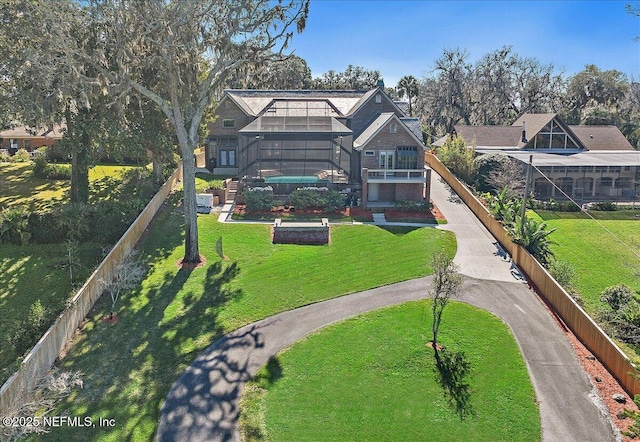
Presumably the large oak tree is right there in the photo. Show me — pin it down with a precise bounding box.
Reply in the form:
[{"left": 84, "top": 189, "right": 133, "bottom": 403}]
[{"left": 88, "top": 0, "right": 310, "bottom": 263}]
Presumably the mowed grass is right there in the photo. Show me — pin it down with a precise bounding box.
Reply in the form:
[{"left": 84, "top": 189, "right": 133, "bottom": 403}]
[
  {"left": 241, "top": 301, "right": 540, "bottom": 442},
  {"left": 0, "top": 162, "right": 136, "bottom": 209},
  {"left": 0, "top": 243, "right": 103, "bottom": 381},
  {"left": 37, "top": 204, "right": 456, "bottom": 441},
  {"left": 531, "top": 211, "right": 640, "bottom": 312}
]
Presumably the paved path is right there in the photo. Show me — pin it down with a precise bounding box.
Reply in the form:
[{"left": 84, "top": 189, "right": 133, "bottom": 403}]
[{"left": 157, "top": 174, "right": 616, "bottom": 442}]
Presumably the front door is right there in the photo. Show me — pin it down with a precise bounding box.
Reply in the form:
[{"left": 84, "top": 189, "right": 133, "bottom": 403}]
[{"left": 379, "top": 151, "right": 394, "bottom": 170}]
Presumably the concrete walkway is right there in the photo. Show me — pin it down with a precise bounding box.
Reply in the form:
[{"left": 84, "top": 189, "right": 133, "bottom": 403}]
[{"left": 157, "top": 174, "right": 616, "bottom": 442}]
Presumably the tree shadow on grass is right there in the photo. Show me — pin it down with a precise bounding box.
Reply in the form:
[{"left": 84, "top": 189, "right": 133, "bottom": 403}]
[
  {"left": 379, "top": 225, "right": 422, "bottom": 236},
  {"left": 43, "top": 254, "right": 245, "bottom": 441},
  {"left": 433, "top": 346, "right": 474, "bottom": 420}
]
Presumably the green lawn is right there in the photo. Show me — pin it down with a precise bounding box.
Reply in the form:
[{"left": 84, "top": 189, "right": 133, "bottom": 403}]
[
  {"left": 0, "top": 243, "right": 103, "bottom": 382},
  {"left": 0, "top": 162, "right": 136, "bottom": 210},
  {"left": 531, "top": 211, "right": 640, "bottom": 312},
  {"left": 0, "top": 162, "right": 146, "bottom": 384},
  {"left": 36, "top": 204, "right": 455, "bottom": 441},
  {"left": 241, "top": 301, "right": 540, "bottom": 442}
]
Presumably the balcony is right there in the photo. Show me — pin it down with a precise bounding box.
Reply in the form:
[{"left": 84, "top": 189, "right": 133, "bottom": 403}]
[{"left": 365, "top": 167, "right": 429, "bottom": 183}]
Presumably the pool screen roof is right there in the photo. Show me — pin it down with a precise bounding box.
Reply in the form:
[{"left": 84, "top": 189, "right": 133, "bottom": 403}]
[{"left": 239, "top": 116, "right": 352, "bottom": 134}]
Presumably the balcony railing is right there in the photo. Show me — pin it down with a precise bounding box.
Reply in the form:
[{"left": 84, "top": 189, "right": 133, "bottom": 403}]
[{"left": 365, "top": 167, "right": 429, "bottom": 183}]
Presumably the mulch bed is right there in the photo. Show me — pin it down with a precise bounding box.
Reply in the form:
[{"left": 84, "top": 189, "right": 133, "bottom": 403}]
[
  {"left": 384, "top": 200, "right": 446, "bottom": 223},
  {"left": 233, "top": 204, "right": 374, "bottom": 221},
  {"left": 176, "top": 254, "right": 207, "bottom": 269},
  {"left": 233, "top": 203, "right": 445, "bottom": 224}
]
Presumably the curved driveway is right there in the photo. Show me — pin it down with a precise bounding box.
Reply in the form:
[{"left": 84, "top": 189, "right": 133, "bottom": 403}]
[{"left": 157, "top": 175, "right": 615, "bottom": 442}]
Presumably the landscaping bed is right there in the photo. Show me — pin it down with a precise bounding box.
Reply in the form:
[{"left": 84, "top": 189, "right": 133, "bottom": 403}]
[
  {"left": 385, "top": 200, "right": 446, "bottom": 223},
  {"left": 232, "top": 204, "right": 373, "bottom": 222}
]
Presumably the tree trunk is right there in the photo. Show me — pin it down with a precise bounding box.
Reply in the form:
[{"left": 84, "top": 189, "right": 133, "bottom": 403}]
[
  {"left": 179, "top": 144, "right": 200, "bottom": 264},
  {"left": 69, "top": 108, "right": 90, "bottom": 204},
  {"left": 151, "top": 148, "right": 164, "bottom": 183}
]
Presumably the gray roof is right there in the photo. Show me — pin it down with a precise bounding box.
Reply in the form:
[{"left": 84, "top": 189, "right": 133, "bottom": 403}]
[
  {"left": 433, "top": 113, "right": 633, "bottom": 152},
  {"left": 400, "top": 117, "right": 423, "bottom": 140},
  {"left": 354, "top": 113, "right": 425, "bottom": 150},
  {"left": 568, "top": 125, "right": 634, "bottom": 151},
  {"left": 482, "top": 149, "right": 640, "bottom": 167},
  {"left": 0, "top": 124, "right": 65, "bottom": 139}
]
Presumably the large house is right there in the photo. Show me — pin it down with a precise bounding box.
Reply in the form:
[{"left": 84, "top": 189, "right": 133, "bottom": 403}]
[
  {"left": 0, "top": 124, "right": 64, "bottom": 154},
  {"left": 206, "top": 85, "right": 431, "bottom": 207},
  {"left": 434, "top": 114, "right": 640, "bottom": 202}
]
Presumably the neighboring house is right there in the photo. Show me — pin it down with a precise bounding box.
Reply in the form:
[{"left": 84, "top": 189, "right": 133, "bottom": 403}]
[
  {"left": 207, "top": 86, "right": 430, "bottom": 207},
  {"left": 0, "top": 124, "right": 65, "bottom": 155},
  {"left": 434, "top": 113, "right": 640, "bottom": 202}
]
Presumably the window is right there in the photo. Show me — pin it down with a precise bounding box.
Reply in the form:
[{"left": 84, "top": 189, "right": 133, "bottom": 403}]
[
  {"left": 390, "top": 123, "right": 397, "bottom": 134},
  {"left": 223, "top": 118, "right": 235, "bottom": 128},
  {"left": 532, "top": 119, "right": 580, "bottom": 149},
  {"left": 375, "top": 94, "right": 382, "bottom": 104},
  {"left": 364, "top": 150, "right": 375, "bottom": 157},
  {"left": 397, "top": 146, "right": 418, "bottom": 169}
]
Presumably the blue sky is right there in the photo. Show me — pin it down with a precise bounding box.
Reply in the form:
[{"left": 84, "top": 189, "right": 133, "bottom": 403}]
[{"left": 292, "top": 0, "right": 640, "bottom": 86}]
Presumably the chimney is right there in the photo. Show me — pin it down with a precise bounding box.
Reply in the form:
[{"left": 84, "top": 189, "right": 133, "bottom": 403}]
[{"left": 521, "top": 121, "right": 527, "bottom": 143}]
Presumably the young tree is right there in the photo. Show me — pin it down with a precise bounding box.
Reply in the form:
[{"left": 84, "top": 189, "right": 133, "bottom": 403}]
[
  {"left": 89, "top": 0, "right": 310, "bottom": 263},
  {"left": 429, "top": 252, "right": 462, "bottom": 351}
]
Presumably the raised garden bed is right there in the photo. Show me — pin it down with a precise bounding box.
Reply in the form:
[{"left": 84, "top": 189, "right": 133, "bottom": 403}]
[{"left": 385, "top": 201, "right": 447, "bottom": 224}]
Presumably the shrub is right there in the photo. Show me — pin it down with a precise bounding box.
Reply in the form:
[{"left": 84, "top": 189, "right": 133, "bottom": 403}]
[
  {"left": 10, "top": 300, "right": 52, "bottom": 355},
  {"left": 245, "top": 187, "right": 275, "bottom": 211},
  {"left": 0, "top": 206, "right": 31, "bottom": 244},
  {"left": 27, "top": 211, "right": 67, "bottom": 243},
  {"left": 11, "top": 148, "right": 31, "bottom": 163},
  {"left": 601, "top": 284, "right": 634, "bottom": 312},
  {"left": 591, "top": 201, "right": 617, "bottom": 211},
  {"left": 473, "top": 152, "right": 510, "bottom": 192},
  {"left": 31, "top": 156, "right": 71, "bottom": 180},
  {"left": 392, "top": 200, "right": 432, "bottom": 213},
  {"left": 289, "top": 188, "right": 345, "bottom": 212},
  {"left": 437, "top": 135, "right": 476, "bottom": 184}
]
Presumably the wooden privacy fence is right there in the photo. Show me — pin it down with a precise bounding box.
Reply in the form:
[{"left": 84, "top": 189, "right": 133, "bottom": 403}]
[
  {"left": 425, "top": 152, "right": 640, "bottom": 397},
  {"left": 0, "top": 154, "right": 202, "bottom": 413}
]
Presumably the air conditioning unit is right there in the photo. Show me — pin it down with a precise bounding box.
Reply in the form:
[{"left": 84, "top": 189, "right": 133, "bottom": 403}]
[{"left": 196, "top": 193, "right": 213, "bottom": 214}]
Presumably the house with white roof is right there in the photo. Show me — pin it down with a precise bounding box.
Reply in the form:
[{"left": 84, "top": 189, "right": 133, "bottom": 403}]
[
  {"left": 434, "top": 114, "right": 640, "bottom": 202},
  {"left": 207, "top": 85, "right": 430, "bottom": 206}
]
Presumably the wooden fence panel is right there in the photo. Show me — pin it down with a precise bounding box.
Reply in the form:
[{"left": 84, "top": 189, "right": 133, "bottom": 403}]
[
  {"left": 0, "top": 165, "right": 183, "bottom": 413},
  {"left": 425, "top": 153, "right": 640, "bottom": 396}
]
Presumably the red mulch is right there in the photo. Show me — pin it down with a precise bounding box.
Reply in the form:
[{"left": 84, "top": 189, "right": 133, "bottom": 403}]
[
  {"left": 385, "top": 200, "right": 446, "bottom": 222},
  {"left": 176, "top": 254, "right": 207, "bottom": 269},
  {"left": 233, "top": 202, "right": 446, "bottom": 224},
  {"left": 234, "top": 204, "right": 374, "bottom": 221},
  {"left": 532, "top": 287, "right": 637, "bottom": 439},
  {"left": 101, "top": 313, "right": 119, "bottom": 324}
]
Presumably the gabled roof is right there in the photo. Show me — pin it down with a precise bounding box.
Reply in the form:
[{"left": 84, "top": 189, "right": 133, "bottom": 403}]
[
  {"left": 400, "top": 117, "right": 423, "bottom": 140},
  {"left": 434, "top": 113, "right": 632, "bottom": 152},
  {"left": 0, "top": 124, "right": 65, "bottom": 139},
  {"left": 354, "top": 113, "right": 425, "bottom": 150},
  {"left": 440, "top": 126, "right": 523, "bottom": 148},
  {"left": 567, "top": 126, "right": 634, "bottom": 151},
  {"left": 346, "top": 87, "right": 406, "bottom": 117}
]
